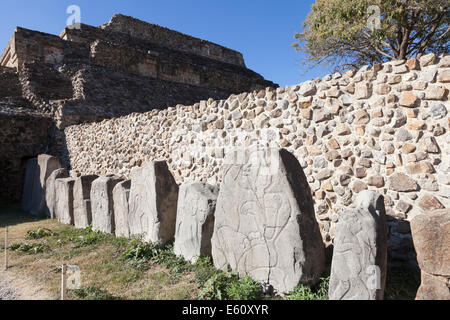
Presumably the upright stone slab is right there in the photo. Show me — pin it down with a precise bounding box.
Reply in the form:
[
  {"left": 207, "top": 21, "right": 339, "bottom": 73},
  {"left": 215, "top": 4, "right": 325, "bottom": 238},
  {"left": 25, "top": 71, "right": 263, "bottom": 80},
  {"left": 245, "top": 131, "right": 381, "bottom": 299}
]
[
  {"left": 30, "top": 154, "right": 62, "bottom": 215},
  {"left": 22, "top": 158, "right": 38, "bottom": 212},
  {"left": 128, "top": 161, "right": 179, "bottom": 244},
  {"left": 174, "top": 182, "right": 218, "bottom": 263},
  {"left": 329, "top": 190, "right": 387, "bottom": 300},
  {"left": 411, "top": 209, "right": 450, "bottom": 300},
  {"left": 54, "top": 177, "right": 76, "bottom": 225},
  {"left": 113, "top": 180, "right": 131, "bottom": 238},
  {"left": 91, "top": 175, "right": 123, "bottom": 234},
  {"left": 73, "top": 175, "right": 99, "bottom": 229},
  {"left": 45, "top": 168, "right": 69, "bottom": 218},
  {"left": 211, "top": 148, "right": 325, "bottom": 294}
]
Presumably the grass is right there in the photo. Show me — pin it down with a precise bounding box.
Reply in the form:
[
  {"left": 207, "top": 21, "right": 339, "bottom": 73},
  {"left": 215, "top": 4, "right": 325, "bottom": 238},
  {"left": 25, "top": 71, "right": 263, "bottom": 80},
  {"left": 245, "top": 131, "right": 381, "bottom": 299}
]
[{"left": 0, "top": 202, "right": 421, "bottom": 300}]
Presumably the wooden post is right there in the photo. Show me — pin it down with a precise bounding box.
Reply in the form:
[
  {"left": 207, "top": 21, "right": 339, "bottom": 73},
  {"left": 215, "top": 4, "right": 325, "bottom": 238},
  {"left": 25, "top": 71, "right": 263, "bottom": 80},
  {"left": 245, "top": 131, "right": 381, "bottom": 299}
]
[
  {"left": 4, "top": 226, "right": 8, "bottom": 271},
  {"left": 61, "top": 264, "right": 67, "bottom": 300}
]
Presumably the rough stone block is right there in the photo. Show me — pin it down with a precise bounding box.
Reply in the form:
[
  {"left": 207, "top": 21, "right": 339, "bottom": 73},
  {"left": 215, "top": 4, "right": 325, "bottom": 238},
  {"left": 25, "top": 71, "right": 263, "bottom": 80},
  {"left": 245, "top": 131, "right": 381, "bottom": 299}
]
[
  {"left": 45, "top": 168, "right": 69, "bottom": 218},
  {"left": 128, "top": 161, "right": 179, "bottom": 244},
  {"left": 113, "top": 180, "right": 131, "bottom": 238},
  {"left": 329, "top": 190, "right": 387, "bottom": 300},
  {"left": 91, "top": 175, "right": 123, "bottom": 234},
  {"left": 30, "top": 155, "right": 62, "bottom": 215},
  {"left": 54, "top": 178, "right": 76, "bottom": 225},
  {"left": 211, "top": 148, "right": 325, "bottom": 294},
  {"left": 73, "top": 175, "right": 98, "bottom": 229},
  {"left": 174, "top": 182, "right": 218, "bottom": 263}
]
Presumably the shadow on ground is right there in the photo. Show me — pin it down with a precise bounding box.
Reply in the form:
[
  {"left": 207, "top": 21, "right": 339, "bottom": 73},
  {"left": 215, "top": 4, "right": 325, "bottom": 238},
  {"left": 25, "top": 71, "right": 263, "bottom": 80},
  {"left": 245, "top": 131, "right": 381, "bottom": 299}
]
[{"left": 0, "top": 201, "right": 49, "bottom": 228}]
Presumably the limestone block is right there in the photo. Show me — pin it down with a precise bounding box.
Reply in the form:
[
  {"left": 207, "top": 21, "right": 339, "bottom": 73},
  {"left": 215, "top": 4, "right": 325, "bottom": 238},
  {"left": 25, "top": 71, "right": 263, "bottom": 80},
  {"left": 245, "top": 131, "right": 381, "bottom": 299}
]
[
  {"left": 211, "top": 148, "right": 325, "bottom": 294},
  {"left": 113, "top": 180, "right": 131, "bottom": 238},
  {"left": 73, "top": 175, "right": 98, "bottom": 229},
  {"left": 45, "top": 168, "right": 69, "bottom": 219},
  {"left": 411, "top": 209, "right": 450, "bottom": 300},
  {"left": 91, "top": 175, "right": 123, "bottom": 234},
  {"left": 128, "top": 161, "right": 179, "bottom": 244},
  {"left": 329, "top": 190, "right": 387, "bottom": 300},
  {"left": 174, "top": 182, "right": 218, "bottom": 263},
  {"left": 30, "top": 155, "right": 62, "bottom": 215},
  {"left": 54, "top": 178, "right": 76, "bottom": 225}
]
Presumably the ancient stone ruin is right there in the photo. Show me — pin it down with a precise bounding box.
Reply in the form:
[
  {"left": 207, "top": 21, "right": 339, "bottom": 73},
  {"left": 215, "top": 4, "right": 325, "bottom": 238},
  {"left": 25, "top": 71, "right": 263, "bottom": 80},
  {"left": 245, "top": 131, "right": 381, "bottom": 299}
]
[{"left": 2, "top": 14, "right": 449, "bottom": 299}]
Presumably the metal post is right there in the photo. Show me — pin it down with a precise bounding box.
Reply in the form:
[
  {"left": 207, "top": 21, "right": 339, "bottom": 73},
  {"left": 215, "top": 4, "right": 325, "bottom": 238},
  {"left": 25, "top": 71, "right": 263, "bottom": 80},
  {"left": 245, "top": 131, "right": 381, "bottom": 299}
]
[
  {"left": 61, "top": 264, "right": 66, "bottom": 300},
  {"left": 4, "top": 226, "right": 8, "bottom": 270}
]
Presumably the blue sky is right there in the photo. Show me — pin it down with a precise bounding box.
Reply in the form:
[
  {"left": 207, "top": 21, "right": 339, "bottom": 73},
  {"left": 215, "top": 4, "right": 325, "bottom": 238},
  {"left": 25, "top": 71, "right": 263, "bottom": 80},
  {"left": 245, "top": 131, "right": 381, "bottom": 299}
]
[{"left": 0, "top": 0, "right": 333, "bottom": 86}]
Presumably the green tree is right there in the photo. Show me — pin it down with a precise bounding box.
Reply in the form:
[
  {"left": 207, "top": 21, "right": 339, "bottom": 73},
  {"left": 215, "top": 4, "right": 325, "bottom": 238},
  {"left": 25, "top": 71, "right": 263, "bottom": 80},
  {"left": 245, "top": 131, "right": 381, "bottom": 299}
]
[{"left": 293, "top": 0, "right": 449, "bottom": 71}]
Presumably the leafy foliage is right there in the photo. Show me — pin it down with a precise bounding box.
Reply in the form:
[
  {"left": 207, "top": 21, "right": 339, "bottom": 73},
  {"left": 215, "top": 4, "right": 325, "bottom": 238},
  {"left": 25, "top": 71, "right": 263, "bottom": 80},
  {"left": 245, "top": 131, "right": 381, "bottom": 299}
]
[
  {"left": 293, "top": 0, "right": 449, "bottom": 70},
  {"left": 9, "top": 242, "right": 47, "bottom": 254},
  {"left": 288, "top": 275, "right": 330, "bottom": 300},
  {"left": 71, "top": 286, "right": 119, "bottom": 300},
  {"left": 25, "top": 227, "right": 57, "bottom": 240}
]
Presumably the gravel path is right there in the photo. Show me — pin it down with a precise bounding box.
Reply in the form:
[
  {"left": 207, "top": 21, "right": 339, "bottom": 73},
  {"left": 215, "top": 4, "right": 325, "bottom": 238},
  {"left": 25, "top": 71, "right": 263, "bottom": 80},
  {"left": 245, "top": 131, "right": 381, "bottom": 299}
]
[{"left": 0, "top": 276, "right": 17, "bottom": 300}]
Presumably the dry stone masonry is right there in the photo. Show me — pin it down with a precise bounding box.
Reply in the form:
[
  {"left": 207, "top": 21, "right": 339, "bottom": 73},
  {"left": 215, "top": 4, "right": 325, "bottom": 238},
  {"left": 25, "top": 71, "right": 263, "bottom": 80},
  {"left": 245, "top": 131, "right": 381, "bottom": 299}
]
[{"left": 64, "top": 54, "right": 449, "bottom": 268}]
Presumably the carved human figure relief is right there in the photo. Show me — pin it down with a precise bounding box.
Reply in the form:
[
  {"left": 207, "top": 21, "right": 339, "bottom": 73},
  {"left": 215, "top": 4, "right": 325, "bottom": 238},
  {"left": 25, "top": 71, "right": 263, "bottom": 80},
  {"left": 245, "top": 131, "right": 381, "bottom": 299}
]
[
  {"left": 211, "top": 148, "right": 325, "bottom": 294},
  {"left": 329, "top": 190, "right": 387, "bottom": 300}
]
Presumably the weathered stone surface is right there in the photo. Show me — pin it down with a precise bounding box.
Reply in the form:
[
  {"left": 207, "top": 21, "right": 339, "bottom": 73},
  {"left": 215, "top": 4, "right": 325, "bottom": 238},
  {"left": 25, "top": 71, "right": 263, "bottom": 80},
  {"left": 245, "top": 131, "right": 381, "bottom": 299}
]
[
  {"left": 128, "top": 161, "right": 179, "bottom": 244},
  {"left": 73, "top": 175, "right": 98, "bottom": 229},
  {"left": 113, "top": 180, "right": 132, "bottom": 238},
  {"left": 54, "top": 178, "right": 76, "bottom": 225},
  {"left": 91, "top": 175, "right": 123, "bottom": 234},
  {"left": 399, "top": 91, "right": 419, "bottom": 107},
  {"left": 418, "top": 194, "right": 445, "bottom": 211},
  {"left": 174, "top": 182, "right": 218, "bottom": 263},
  {"left": 411, "top": 209, "right": 450, "bottom": 300},
  {"left": 211, "top": 148, "right": 325, "bottom": 294},
  {"left": 329, "top": 190, "right": 387, "bottom": 300},
  {"left": 22, "top": 158, "right": 38, "bottom": 213},
  {"left": 45, "top": 168, "right": 69, "bottom": 219},
  {"left": 388, "top": 173, "right": 418, "bottom": 192},
  {"left": 32, "top": 155, "right": 62, "bottom": 215}
]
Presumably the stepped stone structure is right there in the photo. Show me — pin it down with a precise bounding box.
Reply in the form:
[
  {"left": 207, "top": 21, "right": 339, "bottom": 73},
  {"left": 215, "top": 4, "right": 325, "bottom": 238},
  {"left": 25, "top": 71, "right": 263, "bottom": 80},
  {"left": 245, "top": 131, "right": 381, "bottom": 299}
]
[{"left": 0, "top": 14, "right": 275, "bottom": 202}]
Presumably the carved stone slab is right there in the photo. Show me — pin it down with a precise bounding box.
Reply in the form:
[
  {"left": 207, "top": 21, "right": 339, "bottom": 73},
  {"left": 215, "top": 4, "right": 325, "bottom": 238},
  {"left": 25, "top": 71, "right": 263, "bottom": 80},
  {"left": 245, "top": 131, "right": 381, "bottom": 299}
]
[
  {"left": 174, "top": 182, "right": 218, "bottom": 263},
  {"left": 329, "top": 190, "right": 387, "bottom": 300},
  {"left": 54, "top": 177, "right": 76, "bottom": 225},
  {"left": 45, "top": 168, "right": 69, "bottom": 218},
  {"left": 128, "top": 161, "right": 179, "bottom": 245},
  {"left": 73, "top": 175, "right": 99, "bottom": 229},
  {"left": 30, "top": 154, "right": 62, "bottom": 216},
  {"left": 91, "top": 175, "right": 123, "bottom": 234},
  {"left": 211, "top": 148, "right": 325, "bottom": 294},
  {"left": 113, "top": 180, "right": 131, "bottom": 238}
]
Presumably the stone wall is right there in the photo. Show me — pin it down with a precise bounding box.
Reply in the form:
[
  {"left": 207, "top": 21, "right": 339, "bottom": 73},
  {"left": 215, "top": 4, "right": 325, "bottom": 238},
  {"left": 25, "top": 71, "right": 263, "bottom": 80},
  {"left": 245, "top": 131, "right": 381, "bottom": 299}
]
[
  {"left": 0, "top": 106, "right": 53, "bottom": 201},
  {"left": 63, "top": 54, "right": 449, "bottom": 267}
]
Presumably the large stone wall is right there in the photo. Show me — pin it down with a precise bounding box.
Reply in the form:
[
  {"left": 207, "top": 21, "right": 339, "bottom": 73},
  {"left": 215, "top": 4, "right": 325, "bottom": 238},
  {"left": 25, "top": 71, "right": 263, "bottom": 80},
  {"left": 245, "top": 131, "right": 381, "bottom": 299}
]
[
  {"left": 0, "top": 107, "right": 53, "bottom": 201},
  {"left": 63, "top": 54, "right": 449, "bottom": 267}
]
